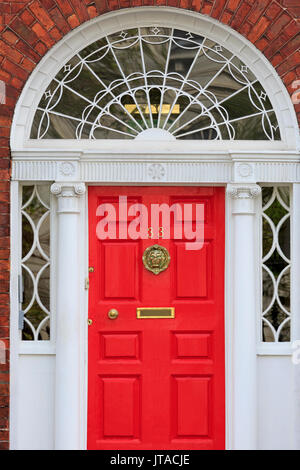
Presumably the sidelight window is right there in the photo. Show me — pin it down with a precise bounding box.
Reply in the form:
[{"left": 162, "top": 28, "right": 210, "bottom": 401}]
[
  {"left": 261, "top": 186, "right": 291, "bottom": 342},
  {"left": 21, "top": 185, "right": 51, "bottom": 341}
]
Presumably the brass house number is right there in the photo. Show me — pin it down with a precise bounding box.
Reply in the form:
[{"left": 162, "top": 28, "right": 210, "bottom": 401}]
[{"left": 148, "top": 227, "right": 164, "bottom": 239}]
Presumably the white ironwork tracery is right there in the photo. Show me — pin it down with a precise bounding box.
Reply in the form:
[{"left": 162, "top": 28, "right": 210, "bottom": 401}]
[
  {"left": 31, "top": 27, "right": 280, "bottom": 141},
  {"left": 261, "top": 187, "right": 291, "bottom": 342},
  {"left": 21, "top": 185, "right": 51, "bottom": 341}
]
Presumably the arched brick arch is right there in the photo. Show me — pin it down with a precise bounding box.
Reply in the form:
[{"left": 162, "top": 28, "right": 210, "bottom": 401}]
[{"left": 0, "top": 0, "right": 299, "bottom": 450}]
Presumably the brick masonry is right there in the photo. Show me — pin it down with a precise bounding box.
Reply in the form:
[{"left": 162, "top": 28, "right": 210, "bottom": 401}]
[{"left": 0, "top": 0, "right": 299, "bottom": 450}]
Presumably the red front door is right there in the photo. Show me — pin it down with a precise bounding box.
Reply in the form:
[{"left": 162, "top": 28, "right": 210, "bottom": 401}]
[{"left": 88, "top": 186, "right": 225, "bottom": 450}]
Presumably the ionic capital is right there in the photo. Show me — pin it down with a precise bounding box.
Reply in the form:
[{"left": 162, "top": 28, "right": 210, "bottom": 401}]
[
  {"left": 227, "top": 184, "right": 261, "bottom": 215},
  {"left": 51, "top": 182, "right": 86, "bottom": 214}
]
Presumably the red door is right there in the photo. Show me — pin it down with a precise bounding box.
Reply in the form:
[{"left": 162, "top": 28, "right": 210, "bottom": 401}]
[{"left": 88, "top": 186, "right": 225, "bottom": 450}]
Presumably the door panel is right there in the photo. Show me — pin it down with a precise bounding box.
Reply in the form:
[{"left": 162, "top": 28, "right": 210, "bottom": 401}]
[
  {"left": 176, "top": 242, "right": 208, "bottom": 298},
  {"left": 88, "top": 186, "right": 225, "bottom": 450},
  {"left": 173, "top": 375, "right": 210, "bottom": 437},
  {"left": 103, "top": 243, "right": 138, "bottom": 299}
]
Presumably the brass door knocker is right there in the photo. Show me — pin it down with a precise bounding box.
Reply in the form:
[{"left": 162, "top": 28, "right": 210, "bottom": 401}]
[{"left": 142, "top": 244, "right": 170, "bottom": 275}]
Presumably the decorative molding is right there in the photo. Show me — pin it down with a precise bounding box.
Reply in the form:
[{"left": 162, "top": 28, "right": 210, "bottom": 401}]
[
  {"left": 12, "top": 160, "right": 57, "bottom": 180},
  {"left": 59, "top": 162, "right": 76, "bottom": 177},
  {"left": 50, "top": 182, "right": 86, "bottom": 197},
  {"left": 238, "top": 163, "right": 253, "bottom": 178},
  {"left": 233, "top": 162, "right": 256, "bottom": 183},
  {"left": 11, "top": 159, "right": 300, "bottom": 183},
  {"left": 227, "top": 184, "right": 262, "bottom": 200},
  {"left": 50, "top": 183, "right": 63, "bottom": 196},
  {"left": 74, "top": 183, "right": 86, "bottom": 195},
  {"left": 227, "top": 183, "right": 261, "bottom": 215},
  {"left": 81, "top": 161, "right": 232, "bottom": 183},
  {"left": 51, "top": 182, "right": 86, "bottom": 214},
  {"left": 256, "top": 162, "right": 299, "bottom": 182},
  {"left": 147, "top": 163, "right": 166, "bottom": 181}
]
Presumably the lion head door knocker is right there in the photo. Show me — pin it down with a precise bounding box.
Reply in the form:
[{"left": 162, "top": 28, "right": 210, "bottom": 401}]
[{"left": 142, "top": 244, "right": 170, "bottom": 275}]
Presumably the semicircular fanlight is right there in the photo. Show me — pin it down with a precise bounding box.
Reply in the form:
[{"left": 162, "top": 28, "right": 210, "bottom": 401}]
[{"left": 31, "top": 27, "right": 280, "bottom": 141}]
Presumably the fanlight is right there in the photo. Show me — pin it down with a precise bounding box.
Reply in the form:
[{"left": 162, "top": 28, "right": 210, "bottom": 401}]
[{"left": 31, "top": 27, "right": 280, "bottom": 141}]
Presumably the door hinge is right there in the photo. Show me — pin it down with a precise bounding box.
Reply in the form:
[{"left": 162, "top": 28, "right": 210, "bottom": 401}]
[
  {"left": 19, "top": 309, "right": 25, "bottom": 330},
  {"left": 85, "top": 278, "right": 90, "bottom": 290},
  {"left": 18, "top": 274, "right": 24, "bottom": 330}
]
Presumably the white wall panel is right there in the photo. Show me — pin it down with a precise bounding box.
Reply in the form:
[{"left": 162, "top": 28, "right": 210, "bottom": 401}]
[
  {"left": 258, "top": 356, "right": 293, "bottom": 450},
  {"left": 16, "top": 355, "right": 55, "bottom": 450},
  {"left": 13, "top": 355, "right": 296, "bottom": 450}
]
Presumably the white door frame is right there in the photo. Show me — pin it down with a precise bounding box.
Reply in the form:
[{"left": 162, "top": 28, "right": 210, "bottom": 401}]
[{"left": 9, "top": 7, "right": 300, "bottom": 450}]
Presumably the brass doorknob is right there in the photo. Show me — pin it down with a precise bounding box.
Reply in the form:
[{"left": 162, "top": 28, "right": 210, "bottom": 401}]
[{"left": 108, "top": 308, "right": 119, "bottom": 320}]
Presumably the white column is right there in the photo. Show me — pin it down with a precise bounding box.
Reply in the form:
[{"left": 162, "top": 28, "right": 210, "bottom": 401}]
[
  {"left": 227, "top": 183, "right": 261, "bottom": 450},
  {"left": 51, "top": 182, "right": 86, "bottom": 450}
]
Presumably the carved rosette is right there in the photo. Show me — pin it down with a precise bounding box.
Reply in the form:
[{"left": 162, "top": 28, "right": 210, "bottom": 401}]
[
  {"left": 59, "top": 161, "right": 76, "bottom": 177},
  {"left": 147, "top": 163, "right": 166, "bottom": 181},
  {"left": 237, "top": 163, "right": 253, "bottom": 178}
]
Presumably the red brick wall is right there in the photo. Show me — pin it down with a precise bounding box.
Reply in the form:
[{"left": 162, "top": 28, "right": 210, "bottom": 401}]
[{"left": 0, "top": 0, "right": 299, "bottom": 450}]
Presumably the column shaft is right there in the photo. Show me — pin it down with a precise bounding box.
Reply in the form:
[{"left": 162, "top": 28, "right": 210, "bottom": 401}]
[
  {"left": 51, "top": 183, "right": 85, "bottom": 450},
  {"left": 228, "top": 184, "right": 261, "bottom": 450}
]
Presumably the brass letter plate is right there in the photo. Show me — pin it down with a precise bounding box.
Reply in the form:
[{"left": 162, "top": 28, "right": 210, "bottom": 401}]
[{"left": 137, "top": 307, "right": 175, "bottom": 319}]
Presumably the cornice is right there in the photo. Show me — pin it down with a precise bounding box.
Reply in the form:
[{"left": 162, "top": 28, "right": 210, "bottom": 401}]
[{"left": 11, "top": 154, "right": 300, "bottom": 184}]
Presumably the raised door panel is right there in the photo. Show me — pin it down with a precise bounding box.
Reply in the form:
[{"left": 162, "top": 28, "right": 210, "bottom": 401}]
[
  {"left": 173, "top": 376, "right": 211, "bottom": 438},
  {"left": 103, "top": 243, "right": 138, "bottom": 299},
  {"left": 100, "top": 376, "right": 141, "bottom": 439}
]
